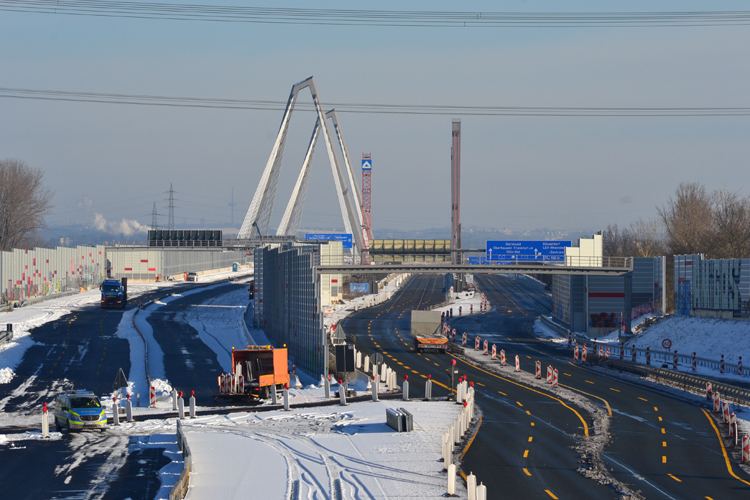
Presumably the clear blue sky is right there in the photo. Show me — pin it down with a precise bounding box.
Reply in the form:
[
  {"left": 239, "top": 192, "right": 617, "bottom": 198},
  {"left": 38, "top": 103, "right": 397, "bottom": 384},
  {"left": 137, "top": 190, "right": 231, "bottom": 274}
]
[{"left": 1, "top": 1, "right": 748, "bottom": 234}]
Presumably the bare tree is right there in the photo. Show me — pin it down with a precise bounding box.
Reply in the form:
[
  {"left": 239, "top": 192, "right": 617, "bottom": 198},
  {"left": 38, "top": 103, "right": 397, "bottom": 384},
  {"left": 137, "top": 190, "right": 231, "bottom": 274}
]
[
  {"left": 711, "top": 187, "right": 750, "bottom": 258},
  {"left": 657, "top": 182, "right": 714, "bottom": 256},
  {"left": 0, "top": 159, "right": 54, "bottom": 251},
  {"left": 628, "top": 218, "right": 667, "bottom": 257}
]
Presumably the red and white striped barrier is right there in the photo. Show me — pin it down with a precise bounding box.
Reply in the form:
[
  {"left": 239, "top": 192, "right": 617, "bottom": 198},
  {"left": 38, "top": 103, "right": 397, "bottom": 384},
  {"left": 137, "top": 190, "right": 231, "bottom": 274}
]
[
  {"left": 553, "top": 369, "right": 559, "bottom": 387},
  {"left": 568, "top": 333, "right": 572, "bottom": 349},
  {"left": 598, "top": 345, "right": 604, "bottom": 359},
  {"left": 475, "top": 337, "right": 481, "bottom": 351},
  {"left": 238, "top": 374, "right": 245, "bottom": 394},
  {"left": 646, "top": 347, "right": 651, "bottom": 366},
  {"left": 742, "top": 436, "right": 749, "bottom": 462},
  {"left": 729, "top": 413, "right": 737, "bottom": 438},
  {"left": 673, "top": 351, "right": 678, "bottom": 370},
  {"left": 573, "top": 343, "right": 579, "bottom": 362},
  {"left": 535, "top": 361, "right": 541, "bottom": 379},
  {"left": 546, "top": 365, "right": 553, "bottom": 384},
  {"left": 470, "top": 304, "right": 473, "bottom": 314},
  {"left": 723, "top": 401, "right": 730, "bottom": 423},
  {"left": 150, "top": 386, "right": 156, "bottom": 407},
  {"left": 720, "top": 355, "right": 725, "bottom": 374},
  {"left": 459, "top": 306, "right": 462, "bottom": 316},
  {"left": 483, "top": 340, "right": 488, "bottom": 355},
  {"left": 582, "top": 344, "right": 588, "bottom": 363},
  {"left": 632, "top": 346, "right": 637, "bottom": 363},
  {"left": 693, "top": 352, "right": 697, "bottom": 372},
  {"left": 713, "top": 391, "right": 721, "bottom": 412},
  {"left": 706, "top": 382, "right": 712, "bottom": 401},
  {"left": 452, "top": 328, "right": 457, "bottom": 338},
  {"left": 462, "top": 333, "right": 467, "bottom": 346},
  {"left": 491, "top": 344, "right": 497, "bottom": 360},
  {"left": 515, "top": 355, "right": 520, "bottom": 372},
  {"left": 619, "top": 347, "right": 624, "bottom": 361},
  {"left": 740, "top": 357, "right": 743, "bottom": 376},
  {"left": 605, "top": 347, "right": 610, "bottom": 362},
  {"left": 500, "top": 350, "right": 506, "bottom": 366}
]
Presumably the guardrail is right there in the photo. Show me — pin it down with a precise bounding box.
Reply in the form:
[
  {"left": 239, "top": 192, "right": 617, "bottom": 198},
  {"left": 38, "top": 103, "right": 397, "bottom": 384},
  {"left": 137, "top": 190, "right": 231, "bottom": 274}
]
[
  {"left": 169, "top": 420, "right": 192, "bottom": 500},
  {"left": 608, "top": 360, "right": 750, "bottom": 406}
]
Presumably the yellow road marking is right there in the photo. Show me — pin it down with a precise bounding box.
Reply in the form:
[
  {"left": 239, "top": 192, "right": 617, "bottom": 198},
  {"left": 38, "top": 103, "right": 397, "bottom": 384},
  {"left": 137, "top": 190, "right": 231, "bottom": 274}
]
[
  {"left": 661, "top": 428, "right": 666, "bottom": 434},
  {"left": 411, "top": 370, "right": 419, "bottom": 374},
  {"left": 545, "top": 491, "right": 558, "bottom": 500},
  {"left": 659, "top": 416, "right": 663, "bottom": 422},
  {"left": 638, "top": 397, "right": 648, "bottom": 402},
  {"left": 498, "top": 390, "right": 507, "bottom": 396},
  {"left": 560, "top": 384, "right": 613, "bottom": 417},
  {"left": 701, "top": 408, "right": 750, "bottom": 486},
  {"left": 526, "top": 410, "right": 531, "bottom": 416},
  {"left": 563, "top": 373, "right": 571, "bottom": 377},
  {"left": 434, "top": 363, "right": 440, "bottom": 367},
  {"left": 523, "top": 468, "right": 532, "bottom": 476},
  {"left": 523, "top": 450, "right": 529, "bottom": 458},
  {"left": 397, "top": 362, "right": 403, "bottom": 365},
  {"left": 585, "top": 380, "right": 594, "bottom": 384},
  {"left": 420, "top": 374, "right": 427, "bottom": 378},
  {"left": 654, "top": 407, "right": 659, "bottom": 412},
  {"left": 610, "top": 388, "right": 620, "bottom": 392},
  {"left": 528, "top": 436, "right": 533, "bottom": 442},
  {"left": 530, "top": 422, "right": 535, "bottom": 426},
  {"left": 516, "top": 401, "right": 523, "bottom": 407},
  {"left": 668, "top": 474, "right": 681, "bottom": 482},
  {"left": 476, "top": 382, "right": 485, "bottom": 387},
  {"left": 404, "top": 366, "right": 410, "bottom": 369},
  {"left": 449, "top": 354, "right": 590, "bottom": 436},
  {"left": 662, "top": 456, "right": 667, "bottom": 463},
  {"left": 663, "top": 441, "right": 667, "bottom": 447}
]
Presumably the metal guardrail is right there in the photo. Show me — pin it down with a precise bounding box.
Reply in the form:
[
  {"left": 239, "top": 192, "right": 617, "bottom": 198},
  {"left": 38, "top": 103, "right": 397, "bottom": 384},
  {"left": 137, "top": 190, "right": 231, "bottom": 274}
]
[
  {"left": 170, "top": 420, "right": 192, "bottom": 500},
  {"left": 0, "top": 324, "right": 12, "bottom": 344},
  {"left": 608, "top": 360, "right": 750, "bottom": 406}
]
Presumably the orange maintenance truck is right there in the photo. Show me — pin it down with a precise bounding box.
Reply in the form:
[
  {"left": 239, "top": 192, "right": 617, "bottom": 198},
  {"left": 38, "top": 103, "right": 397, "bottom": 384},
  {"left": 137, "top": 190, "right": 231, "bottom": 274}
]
[
  {"left": 215, "top": 345, "right": 290, "bottom": 402},
  {"left": 411, "top": 310, "right": 448, "bottom": 353}
]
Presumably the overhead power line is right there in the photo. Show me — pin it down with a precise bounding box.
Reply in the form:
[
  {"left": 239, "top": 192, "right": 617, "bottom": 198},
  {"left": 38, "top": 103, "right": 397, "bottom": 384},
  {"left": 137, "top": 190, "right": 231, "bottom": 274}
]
[
  {"left": 1, "top": 87, "right": 750, "bottom": 117},
  {"left": 2, "top": 1, "right": 750, "bottom": 27}
]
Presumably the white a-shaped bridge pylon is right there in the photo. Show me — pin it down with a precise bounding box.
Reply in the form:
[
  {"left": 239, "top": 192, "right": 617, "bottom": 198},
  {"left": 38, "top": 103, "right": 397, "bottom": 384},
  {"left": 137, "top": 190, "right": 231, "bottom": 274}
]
[{"left": 238, "top": 76, "right": 363, "bottom": 253}]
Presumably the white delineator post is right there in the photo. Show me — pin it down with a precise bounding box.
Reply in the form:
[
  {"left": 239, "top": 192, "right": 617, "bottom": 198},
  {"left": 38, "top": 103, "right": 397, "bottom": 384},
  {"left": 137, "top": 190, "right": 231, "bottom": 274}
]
[
  {"left": 126, "top": 394, "right": 133, "bottom": 422},
  {"left": 425, "top": 375, "right": 433, "bottom": 400},
  {"left": 113, "top": 397, "right": 120, "bottom": 426},
  {"left": 178, "top": 391, "right": 185, "bottom": 420},
  {"left": 339, "top": 380, "right": 347, "bottom": 406},
  {"left": 283, "top": 383, "right": 290, "bottom": 411},
  {"left": 42, "top": 402, "right": 49, "bottom": 438},
  {"left": 272, "top": 383, "right": 278, "bottom": 404},
  {"left": 467, "top": 472, "right": 477, "bottom": 500},
  {"left": 189, "top": 390, "right": 196, "bottom": 418},
  {"left": 476, "top": 483, "right": 487, "bottom": 500},
  {"left": 403, "top": 375, "right": 410, "bottom": 401},
  {"left": 171, "top": 389, "right": 178, "bottom": 410},
  {"left": 447, "top": 463, "right": 456, "bottom": 495},
  {"left": 372, "top": 376, "right": 379, "bottom": 402},
  {"left": 364, "top": 356, "right": 370, "bottom": 374}
]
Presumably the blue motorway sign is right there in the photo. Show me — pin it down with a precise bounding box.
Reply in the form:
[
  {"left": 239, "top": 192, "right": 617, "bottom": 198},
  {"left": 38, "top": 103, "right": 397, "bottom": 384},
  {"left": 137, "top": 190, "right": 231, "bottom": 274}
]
[
  {"left": 305, "top": 233, "right": 353, "bottom": 250},
  {"left": 485, "top": 240, "right": 571, "bottom": 263},
  {"left": 362, "top": 158, "right": 372, "bottom": 170},
  {"left": 350, "top": 283, "right": 370, "bottom": 293}
]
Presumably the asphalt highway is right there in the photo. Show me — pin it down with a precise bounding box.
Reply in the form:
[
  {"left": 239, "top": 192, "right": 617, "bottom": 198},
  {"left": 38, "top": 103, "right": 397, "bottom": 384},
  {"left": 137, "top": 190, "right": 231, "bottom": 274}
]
[{"left": 343, "top": 274, "right": 750, "bottom": 499}]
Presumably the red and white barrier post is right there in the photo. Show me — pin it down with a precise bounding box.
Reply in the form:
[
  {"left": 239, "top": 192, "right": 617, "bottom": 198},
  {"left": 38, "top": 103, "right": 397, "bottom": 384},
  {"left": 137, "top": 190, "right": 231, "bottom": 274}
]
[
  {"left": 713, "top": 391, "right": 721, "bottom": 412},
  {"left": 729, "top": 413, "right": 737, "bottom": 440},
  {"left": 500, "top": 350, "right": 506, "bottom": 366},
  {"left": 582, "top": 344, "right": 588, "bottom": 363},
  {"left": 42, "top": 402, "right": 49, "bottom": 437},
  {"left": 459, "top": 306, "right": 462, "bottom": 316},
  {"left": 535, "top": 361, "right": 541, "bottom": 379},
  {"left": 605, "top": 347, "right": 610, "bottom": 362},
  {"left": 150, "top": 386, "right": 156, "bottom": 407},
  {"left": 475, "top": 337, "right": 481, "bottom": 350},
  {"left": 546, "top": 366, "right": 553, "bottom": 384},
  {"left": 515, "top": 355, "right": 520, "bottom": 372},
  {"left": 599, "top": 345, "right": 604, "bottom": 359},
  {"left": 632, "top": 346, "right": 637, "bottom": 363},
  {"left": 693, "top": 352, "right": 697, "bottom": 372},
  {"left": 722, "top": 401, "right": 730, "bottom": 423},
  {"left": 470, "top": 304, "right": 473, "bottom": 314},
  {"left": 553, "top": 369, "right": 559, "bottom": 387},
  {"left": 483, "top": 340, "right": 489, "bottom": 355},
  {"left": 646, "top": 347, "right": 651, "bottom": 366},
  {"left": 491, "top": 344, "right": 497, "bottom": 360},
  {"left": 673, "top": 350, "right": 678, "bottom": 370},
  {"left": 568, "top": 333, "right": 572, "bottom": 349},
  {"left": 742, "top": 435, "right": 750, "bottom": 462},
  {"left": 462, "top": 333, "right": 467, "bottom": 347},
  {"left": 720, "top": 355, "right": 725, "bottom": 374},
  {"left": 739, "top": 357, "right": 743, "bottom": 376},
  {"left": 452, "top": 328, "right": 457, "bottom": 339},
  {"left": 574, "top": 343, "right": 579, "bottom": 362},
  {"left": 706, "top": 382, "right": 712, "bottom": 401},
  {"left": 619, "top": 346, "right": 624, "bottom": 361}
]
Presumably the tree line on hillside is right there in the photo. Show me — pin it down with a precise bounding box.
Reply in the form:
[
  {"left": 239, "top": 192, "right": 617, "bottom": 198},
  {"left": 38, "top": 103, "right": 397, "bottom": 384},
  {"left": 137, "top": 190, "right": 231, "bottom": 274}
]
[
  {"left": 604, "top": 182, "right": 750, "bottom": 259},
  {"left": 0, "top": 158, "right": 53, "bottom": 252}
]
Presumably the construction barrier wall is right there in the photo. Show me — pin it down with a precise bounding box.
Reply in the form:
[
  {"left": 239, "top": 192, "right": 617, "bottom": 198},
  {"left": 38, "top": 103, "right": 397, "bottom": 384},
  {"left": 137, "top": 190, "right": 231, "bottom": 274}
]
[
  {"left": 107, "top": 247, "right": 252, "bottom": 281},
  {"left": 675, "top": 255, "right": 750, "bottom": 319},
  {"left": 254, "top": 241, "right": 342, "bottom": 376},
  {"left": 0, "top": 245, "right": 106, "bottom": 304}
]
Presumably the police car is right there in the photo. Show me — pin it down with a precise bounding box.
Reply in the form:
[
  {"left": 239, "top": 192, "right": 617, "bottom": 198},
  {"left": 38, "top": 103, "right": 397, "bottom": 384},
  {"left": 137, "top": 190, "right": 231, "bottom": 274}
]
[{"left": 53, "top": 390, "right": 107, "bottom": 432}]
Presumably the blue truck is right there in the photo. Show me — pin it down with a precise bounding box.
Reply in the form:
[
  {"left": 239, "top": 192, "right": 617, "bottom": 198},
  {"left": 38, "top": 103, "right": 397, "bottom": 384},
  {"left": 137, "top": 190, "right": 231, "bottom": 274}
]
[{"left": 100, "top": 278, "right": 127, "bottom": 308}]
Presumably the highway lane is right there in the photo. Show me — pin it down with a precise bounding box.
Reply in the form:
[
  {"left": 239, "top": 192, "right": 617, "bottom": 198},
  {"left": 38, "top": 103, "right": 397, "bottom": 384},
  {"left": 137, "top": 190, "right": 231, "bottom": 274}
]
[
  {"left": 343, "top": 275, "right": 619, "bottom": 499},
  {"left": 0, "top": 281, "right": 248, "bottom": 500},
  {"left": 466, "top": 274, "right": 750, "bottom": 499}
]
